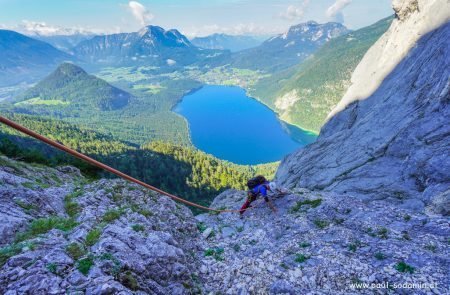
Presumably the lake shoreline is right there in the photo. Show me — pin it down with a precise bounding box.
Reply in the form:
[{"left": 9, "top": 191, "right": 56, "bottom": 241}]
[
  {"left": 173, "top": 84, "right": 318, "bottom": 142},
  {"left": 245, "top": 89, "right": 320, "bottom": 136},
  {"left": 172, "top": 84, "right": 316, "bottom": 165}
]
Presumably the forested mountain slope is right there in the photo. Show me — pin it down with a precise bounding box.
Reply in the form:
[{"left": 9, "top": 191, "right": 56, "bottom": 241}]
[
  {"left": 0, "top": 114, "right": 277, "bottom": 209},
  {"left": 1, "top": 66, "right": 202, "bottom": 146},
  {"left": 251, "top": 16, "right": 393, "bottom": 133},
  {"left": 17, "top": 63, "right": 132, "bottom": 111}
]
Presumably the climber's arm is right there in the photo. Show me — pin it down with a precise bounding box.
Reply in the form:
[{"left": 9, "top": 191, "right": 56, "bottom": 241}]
[
  {"left": 264, "top": 196, "right": 278, "bottom": 213},
  {"left": 259, "top": 185, "right": 277, "bottom": 213}
]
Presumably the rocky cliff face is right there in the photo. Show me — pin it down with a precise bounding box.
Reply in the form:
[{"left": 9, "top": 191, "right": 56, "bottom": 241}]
[
  {"left": 2, "top": 156, "right": 448, "bottom": 294},
  {"left": 276, "top": 0, "right": 450, "bottom": 215},
  {"left": 329, "top": 0, "right": 450, "bottom": 117},
  {"left": 196, "top": 189, "right": 449, "bottom": 294},
  {"left": 0, "top": 156, "right": 202, "bottom": 294}
]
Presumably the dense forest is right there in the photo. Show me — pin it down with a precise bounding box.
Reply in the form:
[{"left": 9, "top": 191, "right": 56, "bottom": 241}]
[{"left": 0, "top": 113, "right": 277, "bottom": 212}]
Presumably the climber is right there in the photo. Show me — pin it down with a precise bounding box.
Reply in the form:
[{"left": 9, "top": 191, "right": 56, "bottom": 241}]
[{"left": 240, "top": 175, "right": 279, "bottom": 216}]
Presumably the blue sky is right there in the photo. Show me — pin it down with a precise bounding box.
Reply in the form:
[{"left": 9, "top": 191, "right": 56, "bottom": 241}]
[{"left": 0, "top": 0, "right": 393, "bottom": 37}]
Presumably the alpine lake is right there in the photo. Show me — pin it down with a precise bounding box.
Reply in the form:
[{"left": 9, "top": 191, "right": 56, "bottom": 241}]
[{"left": 174, "top": 85, "right": 316, "bottom": 165}]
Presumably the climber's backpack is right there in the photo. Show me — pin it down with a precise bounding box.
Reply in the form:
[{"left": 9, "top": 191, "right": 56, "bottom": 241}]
[{"left": 247, "top": 175, "right": 266, "bottom": 190}]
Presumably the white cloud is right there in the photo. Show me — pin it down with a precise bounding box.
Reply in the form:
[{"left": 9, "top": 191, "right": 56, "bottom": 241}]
[
  {"left": 128, "top": 1, "right": 154, "bottom": 26},
  {"left": 166, "top": 59, "right": 176, "bottom": 66},
  {"left": 279, "top": 0, "right": 310, "bottom": 21},
  {"left": 2, "top": 20, "right": 111, "bottom": 36},
  {"left": 21, "top": 20, "right": 60, "bottom": 36},
  {"left": 183, "top": 23, "right": 283, "bottom": 38},
  {"left": 326, "top": 0, "right": 352, "bottom": 23}
]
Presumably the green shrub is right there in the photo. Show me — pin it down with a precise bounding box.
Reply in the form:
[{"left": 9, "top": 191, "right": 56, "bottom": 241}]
[
  {"left": 196, "top": 222, "right": 207, "bottom": 233},
  {"left": 204, "top": 247, "right": 224, "bottom": 261},
  {"left": 290, "top": 199, "right": 322, "bottom": 213},
  {"left": 98, "top": 252, "right": 122, "bottom": 277},
  {"left": 424, "top": 244, "right": 437, "bottom": 253},
  {"left": 22, "top": 182, "right": 35, "bottom": 189},
  {"left": 0, "top": 241, "right": 36, "bottom": 267},
  {"left": 64, "top": 191, "right": 83, "bottom": 217},
  {"left": 402, "top": 231, "right": 411, "bottom": 241},
  {"left": 111, "top": 193, "right": 123, "bottom": 203},
  {"left": 299, "top": 242, "right": 311, "bottom": 248},
  {"left": 131, "top": 224, "right": 145, "bottom": 232},
  {"left": 313, "top": 219, "right": 329, "bottom": 229},
  {"left": 85, "top": 228, "right": 102, "bottom": 246},
  {"left": 348, "top": 244, "right": 358, "bottom": 252},
  {"left": 130, "top": 204, "right": 153, "bottom": 218},
  {"left": 294, "top": 253, "right": 310, "bottom": 263},
  {"left": 46, "top": 263, "right": 57, "bottom": 274},
  {"left": 15, "top": 217, "right": 77, "bottom": 242},
  {"left": 66, "top": 243, "right": 86, "bottom": 260},
  {"left": 64, "top": 200, "right": 80, "bottom": 218},
  {"left": 77, "top": 256, "right": 94, "bottom": 275},
  {"left": 120, "top": 271, "right": 139, "bottom": 291},
  {"left": 36, "top": 180, "right": 50, "bottom": 189},
  {"left": 102, "top": 209, "right": 123, "bottom": 223},
  {"left": 347, "top": 240, "right": 361, "bottom": 252},
  {"left": 14, "top": 200, "right": 37, "bottom": 212},
  {"left": 366, "top": 227, "right": 376, "bottom": 237},
  {"left": 377, "top": 227, "right": 389, "bottom": 239},
  {"left": 395, "top": 261, "right": 415, "bottom": 274},
  {"left": 0, "top": 244, "right": 22, "bottom": 267},
  {"left": 374, "top": 252, "right": 386, "bottom": 260},
  {"left": 403, "top": 214, "right": 411, "bottom": 221}
]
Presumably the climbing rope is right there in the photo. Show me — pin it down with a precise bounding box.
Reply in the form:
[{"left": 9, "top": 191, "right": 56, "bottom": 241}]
[{"left": 0, "top": 115, "right": 266, "bottom": 214}]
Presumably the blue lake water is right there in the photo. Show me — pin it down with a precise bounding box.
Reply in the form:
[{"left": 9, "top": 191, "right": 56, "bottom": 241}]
[{"left": 174, "top": 85, "right": 316, "bottom": 165}]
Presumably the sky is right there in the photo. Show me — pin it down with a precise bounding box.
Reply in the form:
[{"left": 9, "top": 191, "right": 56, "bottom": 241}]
[{"left": 0, "top": 0, "right": 393, "bottom": 37}]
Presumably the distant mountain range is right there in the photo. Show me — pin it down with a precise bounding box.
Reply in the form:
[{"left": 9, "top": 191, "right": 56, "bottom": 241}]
[
  {"left": 18, "top": 63, "right": 131, "bottom": 111},
  {"left": 0, "top": 30, "right": 73, "bottom": 87},
  {"left": 250, "top": 16, "right": 394, "bottom": 133},
  {"left": 33, "top": 34, "right": 94, "bottom": 52},
  {"left": 219, "top": 21, "right": 350, "bottom": 71},
  {"left": 72, "top": 21, "right": 349, "bottom": 71},
  {"left": 0, "top": 22, "right": 350, "bottom": 87},
  {"left": 191, "top": 33, "right": 263, "bottom": 52},
  {"left": 73, "top": 25, "right": 222, "bottom": 67}
]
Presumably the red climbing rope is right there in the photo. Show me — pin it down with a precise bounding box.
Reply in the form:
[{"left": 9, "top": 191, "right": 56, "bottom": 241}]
[{"left": 0, "top": 115, "right": 255, "bottom": 213}]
